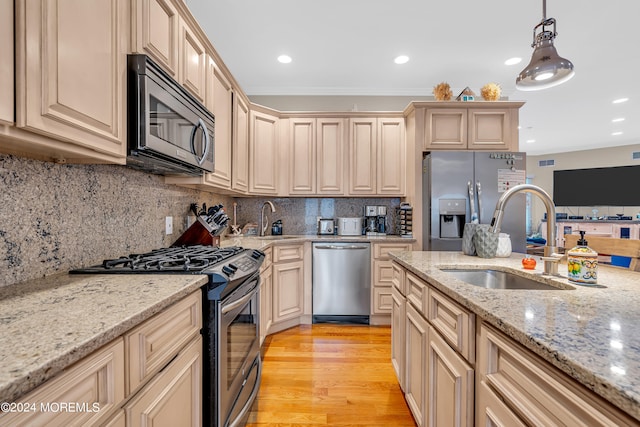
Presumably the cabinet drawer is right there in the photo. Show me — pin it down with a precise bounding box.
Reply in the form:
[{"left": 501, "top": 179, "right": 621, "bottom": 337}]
[
  {"left": 373, "top": 259, "right": 394, "bottom": 287},
  {"left": 126, "top": 291, "right": 202, "bottom": 394},
  {"left": 406, "top": 272, "right": 428, "bottom": 315},
  {"left": 391, "top": 262, "right": 405, "bottom": 295},
  {"left": 478, "top": 324, "right": 637, "bottom": 426},
  {"left": 574, "top": 223, "right": 614, "bottom": 236},
  {"left": 372, "top": 287, "right": 393, "bottom": 313},
  {"left": 0, "top": 339, "right": 125, "bottom": 426},
  {"left": 373, "top": 242, "right": 413, "bottom": 260},
  {"left": 273, "top": 243, "right": 304, "bottom": 262},
  {"left": 428, "top": 287, "right": 475, "bottom": 362}
]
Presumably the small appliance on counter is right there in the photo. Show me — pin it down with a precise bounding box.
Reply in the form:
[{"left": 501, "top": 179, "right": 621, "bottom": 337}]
[
  {"left": 364, "top": 205, "right": 388, "bottom": 236},
  {"left": 317, "top": 218, "right": 335, "bottom": 235},
  {"left": 337, "top": 217, "right": 363, "bottom": 236}
]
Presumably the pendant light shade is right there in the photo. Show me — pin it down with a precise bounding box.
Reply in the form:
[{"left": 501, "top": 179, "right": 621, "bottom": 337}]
[{"left": 516, "top": 3, "right": 574, "bottom": 91}]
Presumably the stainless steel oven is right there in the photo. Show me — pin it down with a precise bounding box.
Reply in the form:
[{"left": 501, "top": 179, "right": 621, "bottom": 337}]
[{"left": 213, "top": 272, "right": 261, "bottom": 427}]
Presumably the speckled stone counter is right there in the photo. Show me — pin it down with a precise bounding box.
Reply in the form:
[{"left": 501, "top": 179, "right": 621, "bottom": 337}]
[
  {"left": 0, "top": 273, "right": 208, "bottom": 403},
  {"left": 220, "top": 234, "right": 415, "bottom": 250},
  {"left": 389, "top": 251, "right": 640, "bottom": 421}
]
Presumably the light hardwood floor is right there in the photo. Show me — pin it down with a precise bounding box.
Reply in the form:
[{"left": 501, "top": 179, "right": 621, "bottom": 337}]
[{"left": 246, "top": 324, "right": 417, "bottom": 427}]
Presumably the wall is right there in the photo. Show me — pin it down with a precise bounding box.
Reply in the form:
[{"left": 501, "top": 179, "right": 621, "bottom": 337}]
[
  {"left": 0, "top": 154, "right": 233, "bottom": 288},
  {"left": 527, "top": 144, "right": 640, "bottom": 233},
  {"left": 233, "top": 196, "right": 401, "bottom": 235}
]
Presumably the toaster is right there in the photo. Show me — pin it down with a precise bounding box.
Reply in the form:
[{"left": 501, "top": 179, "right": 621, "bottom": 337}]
[
  {"left": 336, "top": 217, "right": 363, "bottom": 236},
  {"left": 317, "top": 218, "right": 335, "bottom": 235}
]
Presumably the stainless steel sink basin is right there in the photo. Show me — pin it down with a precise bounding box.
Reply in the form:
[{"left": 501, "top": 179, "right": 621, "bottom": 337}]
[{"left": 440, "top": 269, "right": 571, "bottom": 290}]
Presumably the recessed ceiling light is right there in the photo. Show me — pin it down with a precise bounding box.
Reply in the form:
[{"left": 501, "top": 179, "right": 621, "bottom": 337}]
[
  {"left": 612, "top": 131, "right": 623, "bottom": 136},
  {"left": 526, "top": 139, "right": 536, "bottom": 143},
  {"left": 504, "top": 57, "right": 522, "bottom": 66},
  {"left": 394, "top": 55, "right": 410, "bottom": 64},
  {"left": 612, "top": 97, "right": 629, "bottom": 104},
  {"left": 612, "top": 118, "right": 625, "bottom": 123},
  {"left": 277, "top": 55, "right": 292, "bottom": 64}
]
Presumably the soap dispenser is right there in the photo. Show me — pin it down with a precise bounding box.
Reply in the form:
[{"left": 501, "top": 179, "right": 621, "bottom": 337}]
[{"left": 567, "top": 231, "right": 598, "bottom": 284}]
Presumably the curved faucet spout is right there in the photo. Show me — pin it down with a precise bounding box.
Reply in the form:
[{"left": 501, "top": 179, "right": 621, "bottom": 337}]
[
  {"left": 260, "top": 201, "right": 276, "bottom": 236},
  {"left": 490, "top": 184, "right": 559, "bottom": 275}
]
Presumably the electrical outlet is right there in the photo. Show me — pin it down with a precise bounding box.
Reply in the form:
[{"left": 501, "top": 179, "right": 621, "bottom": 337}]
[{"left": 165, "top": 216, "right": 173, "bottom": 235}]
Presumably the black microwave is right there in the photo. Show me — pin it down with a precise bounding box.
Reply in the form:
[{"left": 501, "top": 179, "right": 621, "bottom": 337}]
[{"left": 127, "top": 54, "right": 215, "bottom": 176}]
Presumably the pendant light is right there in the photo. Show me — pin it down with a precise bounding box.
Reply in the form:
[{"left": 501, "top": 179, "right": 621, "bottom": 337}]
[{"left": 516, "top": 0, "right": 574, "bottom": 91}]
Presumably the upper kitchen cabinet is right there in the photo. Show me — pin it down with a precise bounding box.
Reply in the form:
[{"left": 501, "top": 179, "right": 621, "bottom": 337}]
[
  {"left": 204, "top": 58, "right": 232, "bottom": 189},
  {"left": 422, "top": 102, "right": 523, "bottom": 151},
  {"left": 348, "top": 116, "right": 406, "bottom": 196},
  {"left": 6, "top": 0, "right": 128, "bottom": 164},
  {"left": 0, "top": 0, "right": 13, "bottom": 125},
  {"left": 131, "top": 0, "right": 206, "bottom": 103},
  {"left": 232, "top": 94, "right": 250, "bottom": 193},
  {"left": 286, "top": 117, "right": 346, "bottom": 196},
  {"left": 249, "top": 107, "right": 280, "bottom": 195}
]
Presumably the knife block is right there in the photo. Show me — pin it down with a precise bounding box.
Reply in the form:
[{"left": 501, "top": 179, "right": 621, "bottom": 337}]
[{"left": 171, "top": 216, "right": 220, "bottom": 247}]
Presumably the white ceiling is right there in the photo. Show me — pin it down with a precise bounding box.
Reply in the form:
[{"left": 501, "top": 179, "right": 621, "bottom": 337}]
[{"left": 184, "top": 0, "right": 640, "bottom": 156}]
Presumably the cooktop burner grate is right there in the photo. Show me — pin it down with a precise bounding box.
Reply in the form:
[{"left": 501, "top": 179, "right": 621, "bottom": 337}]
[{"left": 101, "top": 245, "right": 245, "bottom": 272}]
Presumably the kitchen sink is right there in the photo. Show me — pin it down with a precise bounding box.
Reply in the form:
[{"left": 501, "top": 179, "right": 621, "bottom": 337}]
[{"left": 440, "top": 269, "right": 572, "bottom": 290}]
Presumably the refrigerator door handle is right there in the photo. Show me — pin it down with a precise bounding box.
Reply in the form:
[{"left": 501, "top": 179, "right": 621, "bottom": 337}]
[{"left": 476, "top": 181, "right": 483, "bottom": 224}]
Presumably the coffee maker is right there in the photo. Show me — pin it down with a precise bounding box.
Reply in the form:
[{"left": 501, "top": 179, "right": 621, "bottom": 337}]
[{"left": 365, "top": 205, "right": 378, "bottom": 236}]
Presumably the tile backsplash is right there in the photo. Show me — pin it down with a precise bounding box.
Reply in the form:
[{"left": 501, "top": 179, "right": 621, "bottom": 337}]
[{"left": 0, "top": 154, "right": 233, "bottom": 288}]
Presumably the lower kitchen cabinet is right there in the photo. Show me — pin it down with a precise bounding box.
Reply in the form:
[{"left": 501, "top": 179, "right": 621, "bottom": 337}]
[
  {"left": 272, "top": 244, "right": 304, "bottom": 324},
  {"left": 259, "top": 247, "right": 273, "bottom": 344},
  {"left": 371, "top": 242, "right": 413, "bottom": 320},
  {"left": 391, "top": 285, "right": 406, "bottom": 391},
  {"left": 405, "top": 302, "right": 429, "bottom": 427},
  {"left": 124, "top": 335, "right": 202, "bottom": 427}
]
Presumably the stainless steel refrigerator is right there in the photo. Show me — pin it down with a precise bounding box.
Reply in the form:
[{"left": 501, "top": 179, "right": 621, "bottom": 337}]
[{"left": 422, "top": 151, "right": 527, "bottom": 252}]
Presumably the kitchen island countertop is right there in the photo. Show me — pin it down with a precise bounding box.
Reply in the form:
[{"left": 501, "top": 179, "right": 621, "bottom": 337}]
[
  {"left": 389, "top": 250, "right": 640, "bottom": 422},
  {"left": 0, "top": 273, "right": 208, "bottom": 403}
]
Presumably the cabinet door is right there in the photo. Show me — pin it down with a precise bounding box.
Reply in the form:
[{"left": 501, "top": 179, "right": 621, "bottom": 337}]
[
  {"left": 17, "top": 0, "right": 128, "bottom": 161},
  {"left": 125, "top": 336, "right": 202, "bottom": 427},
  {"left": 427, "top": 328, "right": 474, "bottom": 427},
  {"left": 233, "top": 95, "right": 250, "bottom": 193},
  {"left": 425, "top": 109, "right": 467, "bottom": 149},
  {"left": 377, "top": 117, "right": 405, "bottom": 195},
  {"left": 204, "top": 60, "right": 232, "bottom": 189},
  {"left": 348, "top": 118, "right": 377, "bottom": 194},
  {"left": 467, "top": 109, "right": 512, "bottom": 150},
  {"left": 0, "top": 0, "right": 13, "bottom": 124},
  {"left": 272, "top": 260, "right": 304, "bottom": 323},
  {"left": 178, "top": 17, "right": 206, "bottom": 103},
  {"left": 476, "top": 380, "right": 527, "bottom": 427},
  {"left": 132, "top": 0, "right": 179, "bottom": 78},
  {"left": 405, "top": 303, "right": 429, "bottom": 427},
  {"left": 260, "top": 265, "right": 273, "bottom": 344},
  {"left": 289, "top": 118, "right": 316, "bottom": 194},
  {"left": 316, "top": 118, "right": 345, "bottom": 195},
  {"left": 391, "top": 286, "right": 406, "bottom": 391},
  {"left": 249, "top": 110, "right": 279, "bottom": 194}
]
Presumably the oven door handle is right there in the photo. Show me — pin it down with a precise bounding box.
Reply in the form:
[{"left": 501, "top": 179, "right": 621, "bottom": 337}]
[
  {"left": 221, "top": 283, "right": 258, "bottom": 314},
  {"left": 228, "top": 356, "right": 262, "bottom": 427}
]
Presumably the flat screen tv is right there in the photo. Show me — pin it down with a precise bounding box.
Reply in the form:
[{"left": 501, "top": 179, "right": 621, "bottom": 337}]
[{"left": 553, "top": 165, "right": 640, "bottom": 206}]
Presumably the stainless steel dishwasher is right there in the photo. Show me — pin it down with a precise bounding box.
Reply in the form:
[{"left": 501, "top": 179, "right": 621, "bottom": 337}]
[{"left": 312, "top": 242, "right": 371, "bottom": 324}]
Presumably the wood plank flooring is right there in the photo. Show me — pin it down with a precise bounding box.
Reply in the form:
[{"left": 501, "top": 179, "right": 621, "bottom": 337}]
[{"left": 246, "top": 324, "right": 417, "bottom": 427}]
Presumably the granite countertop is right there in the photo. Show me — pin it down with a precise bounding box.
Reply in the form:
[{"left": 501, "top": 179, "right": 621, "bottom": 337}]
[
  {"left": 220, "top": 234, "right": 415, "bottom": 250},
  {"left": 0, "top": 273, "right": 208, "bottom": 403},
  {"left": 389, "top": 251, "right": 640, "bottom": 422}
]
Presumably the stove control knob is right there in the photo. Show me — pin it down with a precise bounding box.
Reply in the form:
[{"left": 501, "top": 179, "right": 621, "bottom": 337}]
[
  {"left": 222, "top": 265, "right": 236, "bottom": 276},
  {"left": 251, "top": 250, "right": 264, "bottom": 260}
]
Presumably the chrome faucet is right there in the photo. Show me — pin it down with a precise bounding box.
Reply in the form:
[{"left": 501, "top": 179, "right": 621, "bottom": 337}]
[
  {"left": 260, "top": 201, "right": 276, "bottom": 236},
  {"left": 489, "top": 184, "right": 561, "bottom": 275}
]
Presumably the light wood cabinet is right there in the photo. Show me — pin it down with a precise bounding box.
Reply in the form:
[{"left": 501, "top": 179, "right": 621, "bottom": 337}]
[
  {"left": 124, "top": 336, "right": 202, "bottom": 427},
  {"left": 405, "top": 302, "right": 429, "bottom": 427},
  {"left": 371, "top": 243, "right": 413, "bottom": 316},
  {"left": 428, "top": 287, "right": 475, "bottom": 363},
  {"left": 177, "top": 18, "right": 206, "bottom": 103},
  {"left": 233, "top": 94, "right": 250, "bottom": 193},
  {"left": 259, "top": 247, "right": 273, "bottom": 345},
  {"left": 0, "top": 339, "right": 125, "bottom": 426},
  {"left": 348, "top": 117, "right": 405, "bottom": 195},
  {"left": 288, "top": 118, "right": 316, "bottom": 194},
  {"left": 11, "top": 0, "right": 128, "bottom": 164},
  {"left": 249, "top": 109, "right": 279, "bottom": 194},
  {"left": 391, "top": 285, "right": 406, "bottom": 391},
  {"left": 0, "top": 0, "right": 13, "bottom": 125},
  {"left": 272, "top": 244, "right": 304, "bottom": 323},
  {"left": 317, "top": 118, "right": 346, "bottom": 194},
  {"left": 205, "top": 59, "right": 233, "bottom": 189},
  {"left": 477, "top": 323, "right": 637, "bottom": 426},
  {"left": 423, "top": 103, "right": 522, "bottom": 151}
]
